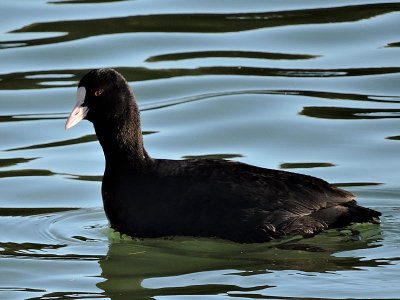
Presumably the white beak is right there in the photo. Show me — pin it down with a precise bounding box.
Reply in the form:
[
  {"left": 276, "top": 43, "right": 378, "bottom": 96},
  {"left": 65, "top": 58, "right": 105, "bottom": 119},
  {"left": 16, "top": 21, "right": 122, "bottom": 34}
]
[{"left": 65, "top": 87, "right": 89, "bottom": 130}]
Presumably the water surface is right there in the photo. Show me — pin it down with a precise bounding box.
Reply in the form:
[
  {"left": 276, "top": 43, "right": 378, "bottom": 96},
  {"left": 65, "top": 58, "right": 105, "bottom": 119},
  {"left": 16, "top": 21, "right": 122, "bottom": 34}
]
[{"left": 1, "top": 0, "right": 400, "bottom": 299}]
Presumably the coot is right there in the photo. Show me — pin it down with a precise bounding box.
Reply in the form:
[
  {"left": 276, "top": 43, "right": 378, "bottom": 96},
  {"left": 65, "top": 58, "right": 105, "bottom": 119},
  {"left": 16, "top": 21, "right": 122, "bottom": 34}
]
[{"left": 65, "top": 68, "right": 380, "bottom": 243}]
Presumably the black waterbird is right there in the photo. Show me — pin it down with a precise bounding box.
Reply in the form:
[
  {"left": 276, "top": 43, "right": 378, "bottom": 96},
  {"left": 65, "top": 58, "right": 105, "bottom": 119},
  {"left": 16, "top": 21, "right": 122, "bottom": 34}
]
[{"left": 65, "top": 68, "right": 380, "bottom": 243}]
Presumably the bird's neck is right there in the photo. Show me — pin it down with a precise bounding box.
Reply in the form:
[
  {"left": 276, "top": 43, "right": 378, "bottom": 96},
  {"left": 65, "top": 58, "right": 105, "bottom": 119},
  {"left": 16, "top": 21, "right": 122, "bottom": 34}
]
[{"left": 94, "top": 108, "right": 151, "bottom": 174}]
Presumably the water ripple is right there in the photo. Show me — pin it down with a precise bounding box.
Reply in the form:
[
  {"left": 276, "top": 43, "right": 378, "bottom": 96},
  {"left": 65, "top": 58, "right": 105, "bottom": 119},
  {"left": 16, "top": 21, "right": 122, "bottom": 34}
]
[
  {"left": 0, "top": 208, "right": 107, "bottom": 260},
  {"left": 4, "top": 3, "right": 400, "bottom": 48}
]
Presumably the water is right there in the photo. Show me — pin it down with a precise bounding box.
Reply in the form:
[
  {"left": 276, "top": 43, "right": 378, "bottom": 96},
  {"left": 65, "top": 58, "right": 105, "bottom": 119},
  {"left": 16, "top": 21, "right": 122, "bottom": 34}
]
[{"left": 1, "top": 0, "right": 400, "bottom": 299}]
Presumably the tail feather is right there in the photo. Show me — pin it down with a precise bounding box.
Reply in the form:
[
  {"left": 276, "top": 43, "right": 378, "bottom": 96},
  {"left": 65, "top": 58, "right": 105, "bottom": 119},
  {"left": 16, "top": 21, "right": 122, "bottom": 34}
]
[
  {"left": 340, "top": 201, "right": 381, "bottom": 225},
  {"left": 279, "top": 201, "right": 381, "bottom": 238},
  {"left": 313, "top": 200, "right": 381, "bottom": 229}
]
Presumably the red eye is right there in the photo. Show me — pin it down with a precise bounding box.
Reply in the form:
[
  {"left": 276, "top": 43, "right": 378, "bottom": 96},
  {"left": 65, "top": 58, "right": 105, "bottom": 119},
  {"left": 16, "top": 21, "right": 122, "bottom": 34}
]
[{"left": 94, "top": 89, "right": 103, "bottom": 97}]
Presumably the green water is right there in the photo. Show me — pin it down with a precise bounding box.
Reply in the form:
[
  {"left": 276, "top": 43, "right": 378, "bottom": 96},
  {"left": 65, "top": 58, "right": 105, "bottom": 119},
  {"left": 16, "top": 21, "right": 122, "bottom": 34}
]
[{"left": 0, "top": 0, "right": 399, "bottom": 299}]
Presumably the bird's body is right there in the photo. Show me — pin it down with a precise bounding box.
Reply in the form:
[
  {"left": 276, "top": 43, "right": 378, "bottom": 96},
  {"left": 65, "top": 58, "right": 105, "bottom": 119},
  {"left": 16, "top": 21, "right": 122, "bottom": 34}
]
[
  {"left": 102, "top": 157, "right": 372, "bottom": 243},
  {"left": 65, "top": 68, "right": 380, "bottom": 243}
]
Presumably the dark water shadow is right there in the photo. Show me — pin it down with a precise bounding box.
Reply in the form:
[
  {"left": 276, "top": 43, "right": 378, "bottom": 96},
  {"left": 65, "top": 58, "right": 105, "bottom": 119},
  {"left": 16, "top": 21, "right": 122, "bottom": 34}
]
[
  {"left": 386, "top": 135, "right": 400, "bottom": 141},
  {"left": 50, "top": 0, "right": 125, "bottom": 4},
  {"left": 0, "top": 157, "right": 37, "bottom": 168},
  {"left": 387, "top": 41, "right": 400, "bottom": 47},
  {"left": 334, "top": 182, "right": 383, "bottom": 188},
  {"left": 5, "top": 134, "right": 98, "bottom": 152},
  {"left": 6, "top": 131, "right": 156, "bottom": 152},
  {"left": 68, "top": 174, "right": 102, "bottom": 182},
  {"left": 3, "top": 3, "right": 400, "bottom": 48},
  {"left": 0, "top": 207, "right": 78, "bottom": 217},
  {"left": 182, "top": 154, "right": 244, "bottom": 160},
  {"left": 288, "top": 90, "right": 400, "bottom": 105},
  {"left": 0, "top": 169, "right": 55, "bottom": 178},
  {"left": 0, "top": 113, "right": 65, "bottom": 123},
  {"left": 97, "top": 225, "right": 382, "bottom": 299},
  {"left": 279, "top": 162, "right": 335, "bottom": 169},
  {"left": 26, "top": 291, "right": 101, "bottom": 300},
  {"left": 300, "top": 106, "right": 400, "bottom": 120},
  {"left": 0, "top": 241, "right": 102, "bottom": 261},
  {"left": 0, "top": 168, "right": 101, "bottom": 180},
  {"left": 3, "top": 66, "right": 400, "bottom": 90},
  {"left": 147, "top": 50, "right": 319, "bottom": 63},
  {"left": 0, "top": 242, "right": 66, "bottom": 258}
]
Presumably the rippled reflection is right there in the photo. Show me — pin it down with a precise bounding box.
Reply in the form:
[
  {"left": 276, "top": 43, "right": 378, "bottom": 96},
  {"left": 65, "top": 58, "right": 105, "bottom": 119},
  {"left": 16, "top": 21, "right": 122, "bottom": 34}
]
[
  {"left": 98, "top": 226, "right": 382, "bottom": 298},
  {"left": 5, "top": 3, "right": 400, "bottom": 49}
]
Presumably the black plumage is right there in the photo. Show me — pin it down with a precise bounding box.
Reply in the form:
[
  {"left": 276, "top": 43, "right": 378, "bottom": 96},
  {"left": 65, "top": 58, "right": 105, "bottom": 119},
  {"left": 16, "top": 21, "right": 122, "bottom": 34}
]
[{"left": 65, "top": 68, "right": 380, "bottom": 243}]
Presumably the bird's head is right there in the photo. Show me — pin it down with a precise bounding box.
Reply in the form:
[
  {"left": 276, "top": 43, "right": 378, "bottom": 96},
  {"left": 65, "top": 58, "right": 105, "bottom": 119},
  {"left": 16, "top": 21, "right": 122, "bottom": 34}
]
[{"left": 65, "top": 68, "right": 134, "bottom": 129}]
